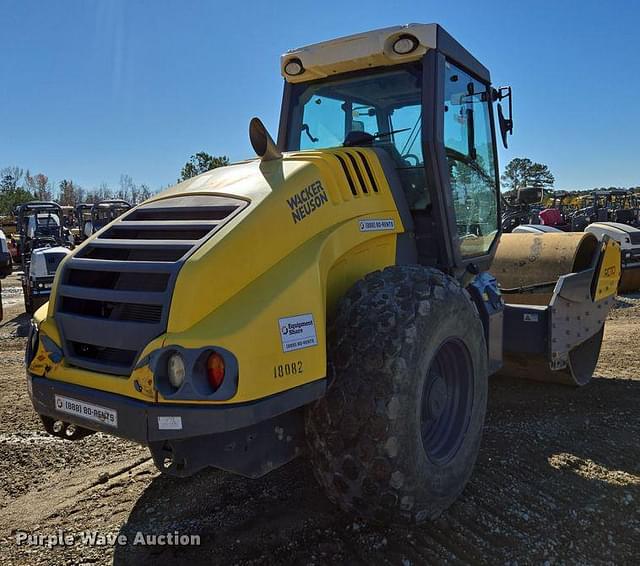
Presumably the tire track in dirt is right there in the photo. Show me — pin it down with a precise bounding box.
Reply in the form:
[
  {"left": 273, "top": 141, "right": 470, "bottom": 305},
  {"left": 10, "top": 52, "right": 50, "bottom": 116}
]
[{"left": 1, "top": 457, "right": 152, "bottom": 529}]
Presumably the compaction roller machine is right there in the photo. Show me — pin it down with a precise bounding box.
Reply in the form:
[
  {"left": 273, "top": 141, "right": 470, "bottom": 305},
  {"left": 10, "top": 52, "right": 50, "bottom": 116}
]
[{"left": 26, "top": 24, "right": 620, "bottom": 525}]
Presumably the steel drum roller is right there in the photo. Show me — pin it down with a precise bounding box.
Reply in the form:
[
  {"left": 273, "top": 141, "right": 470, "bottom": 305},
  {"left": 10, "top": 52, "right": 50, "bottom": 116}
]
[
  {"left": 491, "top": 232, "right": 599, "bottom": 306},
  {"left": 492, "top": 232, "right": 607, "bottom": 386}
]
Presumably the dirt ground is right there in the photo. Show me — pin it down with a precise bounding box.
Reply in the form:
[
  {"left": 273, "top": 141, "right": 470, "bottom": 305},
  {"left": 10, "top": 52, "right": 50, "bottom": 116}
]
[{"left": 0, "top": 269, "right": 638, "bottom": 565}]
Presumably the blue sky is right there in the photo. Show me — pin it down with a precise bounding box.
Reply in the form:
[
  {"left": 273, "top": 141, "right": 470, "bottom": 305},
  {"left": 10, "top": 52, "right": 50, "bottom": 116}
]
[{"left": 1, "top": 0, "right": 638, "bottom": 191}]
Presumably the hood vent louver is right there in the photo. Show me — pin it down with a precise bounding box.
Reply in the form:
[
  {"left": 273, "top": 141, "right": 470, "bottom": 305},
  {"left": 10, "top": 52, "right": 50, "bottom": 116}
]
[{"left": 332, "top": 149, "right": 379, "bottom": 198}]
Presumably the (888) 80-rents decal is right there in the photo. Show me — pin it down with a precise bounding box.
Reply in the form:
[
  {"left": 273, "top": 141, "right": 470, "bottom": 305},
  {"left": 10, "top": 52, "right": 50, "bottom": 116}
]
[{"left": 286, "top": 181, "right": 328, "bottom": 224}]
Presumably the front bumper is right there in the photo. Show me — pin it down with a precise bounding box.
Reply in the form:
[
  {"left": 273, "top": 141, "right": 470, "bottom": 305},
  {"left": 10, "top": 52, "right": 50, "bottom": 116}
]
[
  {"left": 28, "top": 373, "right": 325, "bottom": 445},
  {"left": 31, "top": 289, "right": 52, "bottom": 297},
  {"left": 31, "top": 276, "right": 54, "bottom": 296}
]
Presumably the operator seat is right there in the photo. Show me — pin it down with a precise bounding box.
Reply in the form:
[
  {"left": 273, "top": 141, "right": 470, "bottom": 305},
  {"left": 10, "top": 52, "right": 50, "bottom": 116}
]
[{"left": 343, "top": 130, "right": 375, "bottom": 147}]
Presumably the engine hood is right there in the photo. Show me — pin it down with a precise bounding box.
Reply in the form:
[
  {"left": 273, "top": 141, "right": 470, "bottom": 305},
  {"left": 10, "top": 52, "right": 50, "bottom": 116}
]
[
  {"left": 167, "top": 150, "right": 404, "bottom": 333},
  {"left": 32, "top": 245, "right": 72, "bottom": 256},
  {"left": 49, "top": 148, "right": 405, "bottom": 376}
]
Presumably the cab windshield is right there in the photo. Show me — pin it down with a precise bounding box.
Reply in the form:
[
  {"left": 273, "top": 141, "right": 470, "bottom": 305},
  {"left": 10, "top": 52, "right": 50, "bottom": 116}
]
[
  {"left": 284, "top": 61, "right": 499, "bottom": 259},
  {"left": 285, "top": 64, "right": 429, "bottom": 209}
]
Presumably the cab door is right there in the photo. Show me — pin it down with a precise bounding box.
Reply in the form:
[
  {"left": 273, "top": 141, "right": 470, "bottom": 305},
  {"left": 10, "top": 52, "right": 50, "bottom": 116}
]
[{"left": 442, "top": 61, "right": 500, "bottom": 263}]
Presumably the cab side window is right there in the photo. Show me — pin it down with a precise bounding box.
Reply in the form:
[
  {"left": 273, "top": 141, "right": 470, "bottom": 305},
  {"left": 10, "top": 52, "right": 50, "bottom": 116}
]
[
  {"left": 389, "top": 103, "right": 428, "bottom": 210},
  {"left": 300, "top": 95, "right": 345, "bottom": 150},
  {"left": 444, "top": 62, "right": 499, "bottom": 258},
  {"left": 390, "top": 104, "right": 423, "bottom": 165}
]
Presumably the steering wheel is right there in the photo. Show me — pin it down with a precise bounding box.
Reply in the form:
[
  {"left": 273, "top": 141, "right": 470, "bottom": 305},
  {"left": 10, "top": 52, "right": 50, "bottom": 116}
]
[{"left": 401, "top": 153, "right": 421, "bottom": 166}]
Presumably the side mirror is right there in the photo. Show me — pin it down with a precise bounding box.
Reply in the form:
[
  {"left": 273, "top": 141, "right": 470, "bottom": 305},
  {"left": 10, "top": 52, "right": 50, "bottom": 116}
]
[{"left": 494, "top": 86, "right": 513, "bottom": 149}]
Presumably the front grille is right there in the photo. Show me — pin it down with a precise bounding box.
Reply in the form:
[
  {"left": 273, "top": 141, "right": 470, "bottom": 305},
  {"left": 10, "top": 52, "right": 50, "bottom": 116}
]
[
  {"left": 55, "top": 194, "right": 247, "bottom": 376},
  {"left": 45, "top": 252, "right": 68, "bottom": 275},
  {"left": 78, "top": 245, "right": 189, "bottom": 262},
  {"left": 60, "top": 297, "right": 163, "bottom": 323},
  {"left": 69, "top": 341, "right": 137, "bottom": 369},
  {"left": 126, "top": 205, "right": 236, "bottom": 221},
  {"left": 66, "top": 269, "right": 170, "bottom": 292},
  {"left": 101, "top": 222, "right": 214, "bottom": 240}
]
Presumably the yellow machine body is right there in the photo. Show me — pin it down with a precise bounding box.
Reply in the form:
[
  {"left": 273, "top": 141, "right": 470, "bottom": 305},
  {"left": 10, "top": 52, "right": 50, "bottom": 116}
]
[
  {"left": 24, "top": 23, "right": 621, "bottom": 490},
  {"left": 30, "top": 149, "right": 405, "bottom": 404}
]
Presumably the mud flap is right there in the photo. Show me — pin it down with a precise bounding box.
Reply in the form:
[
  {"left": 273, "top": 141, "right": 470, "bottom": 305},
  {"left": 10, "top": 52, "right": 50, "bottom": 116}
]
[{"left": 499, "top": 237, "right": 620, "bottom": 386}]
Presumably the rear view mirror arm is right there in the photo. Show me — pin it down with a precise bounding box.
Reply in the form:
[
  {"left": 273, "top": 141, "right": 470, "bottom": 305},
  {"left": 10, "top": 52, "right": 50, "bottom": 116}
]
[
  {"left": 467, "top": 107, "right": 477, "bottom": 160},
  {"left": 493, "top": 86, "right": 513, "bottom": 149}
]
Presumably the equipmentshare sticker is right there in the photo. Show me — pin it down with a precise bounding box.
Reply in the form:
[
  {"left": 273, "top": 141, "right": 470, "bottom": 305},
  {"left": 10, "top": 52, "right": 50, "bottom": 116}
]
[
  {"left": 279, "top": 313, "right": 318, "bottom": 352},
  {"left": 359, "top": 218, "right": 395, "bottom": 232}
]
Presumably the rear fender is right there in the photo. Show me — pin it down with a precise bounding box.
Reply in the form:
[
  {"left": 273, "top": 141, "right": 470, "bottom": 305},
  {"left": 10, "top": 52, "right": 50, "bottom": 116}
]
[{"left": 159, "top": 223, "right": 399, "bottom": 404}]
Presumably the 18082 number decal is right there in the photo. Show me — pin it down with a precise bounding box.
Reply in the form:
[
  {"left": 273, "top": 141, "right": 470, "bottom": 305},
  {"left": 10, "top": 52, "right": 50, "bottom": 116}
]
[{"left": 273, "top": 361, "right": 303, "bottom": 378}]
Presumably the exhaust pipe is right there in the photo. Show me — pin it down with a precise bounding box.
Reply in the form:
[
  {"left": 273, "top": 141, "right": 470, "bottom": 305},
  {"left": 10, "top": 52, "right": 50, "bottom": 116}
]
[
  {"left": 249, "top": 117, "right": 282, "bottom": 161},
  {"left": 39, "top": 415, "right": 95, "bottom": 440}
]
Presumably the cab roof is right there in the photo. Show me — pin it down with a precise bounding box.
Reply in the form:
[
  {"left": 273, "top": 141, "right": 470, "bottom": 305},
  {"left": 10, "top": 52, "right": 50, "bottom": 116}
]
[{"left": 281, "top": 23, "right": 489, "bottom": 84}]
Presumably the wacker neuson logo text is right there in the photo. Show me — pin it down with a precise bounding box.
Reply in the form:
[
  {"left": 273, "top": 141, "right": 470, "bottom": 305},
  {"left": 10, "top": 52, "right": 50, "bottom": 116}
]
[{"left": 286, "top": 180, "right": 329, "bottom": 223}]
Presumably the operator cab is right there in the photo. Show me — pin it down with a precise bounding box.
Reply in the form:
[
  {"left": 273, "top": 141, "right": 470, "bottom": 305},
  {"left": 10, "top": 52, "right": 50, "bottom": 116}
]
[
  {"left": 27, "top": 213, "right": 61, "bottom": 240},
  {"left": 278, "top": 24, "right": 512, "bottom": 273},
  {"left": 90, "top": 200, "right": 132, "bottom": 233},
  {"left": 285, "top": 64, "right": 426, "bottom": 208},
  {"left": 17, "top": 202, "right": 66, "bottom": 256}
]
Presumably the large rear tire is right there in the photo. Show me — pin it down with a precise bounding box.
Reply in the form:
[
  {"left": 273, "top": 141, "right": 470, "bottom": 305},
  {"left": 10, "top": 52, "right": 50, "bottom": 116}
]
[{"left": 306, "top": 266, "right": 488, "bottom": 525}]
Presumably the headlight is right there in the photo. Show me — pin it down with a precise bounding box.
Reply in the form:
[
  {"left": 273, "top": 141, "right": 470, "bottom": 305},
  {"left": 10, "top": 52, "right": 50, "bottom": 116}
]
[
  {"left": 167, "top": 353, "right": 186, "bottom": 389},
  {"left": 284, "top": 58, "right": 304, "bottom": 76},
  {"left": 392, "top": 35, "right": 419, "bottom": 55}
]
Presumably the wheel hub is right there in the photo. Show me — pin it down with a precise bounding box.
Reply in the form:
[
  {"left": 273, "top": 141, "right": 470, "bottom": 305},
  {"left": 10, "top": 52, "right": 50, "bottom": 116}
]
[
  {"left": 425, "top": 375, "right": 447, "bottom": 419},
  {"left": 420, "top": 338, "right": 474, "bottom": 465}
]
